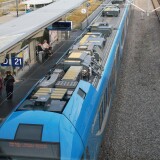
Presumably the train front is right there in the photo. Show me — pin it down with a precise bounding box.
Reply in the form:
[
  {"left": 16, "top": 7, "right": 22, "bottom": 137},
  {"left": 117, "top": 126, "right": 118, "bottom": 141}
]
[{"left": 0, "top": 110, "right": 84, "bottom": 159}]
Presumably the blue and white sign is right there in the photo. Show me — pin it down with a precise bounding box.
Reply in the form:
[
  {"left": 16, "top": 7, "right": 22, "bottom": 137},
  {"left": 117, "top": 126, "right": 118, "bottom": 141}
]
[
  {"left": 11, "top": 57, "right": 23, "bottom": 67},
  {"left": 47, "top": 21, "right": 72, "bottom": 31},
  {"left": 1, "top": 58, "right": 10, "bottom": 66}
]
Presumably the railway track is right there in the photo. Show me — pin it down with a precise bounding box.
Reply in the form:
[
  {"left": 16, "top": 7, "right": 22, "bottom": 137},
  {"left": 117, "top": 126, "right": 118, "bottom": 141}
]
[{"left": 99, "top": 0, "right": 160, "bottom": 159}]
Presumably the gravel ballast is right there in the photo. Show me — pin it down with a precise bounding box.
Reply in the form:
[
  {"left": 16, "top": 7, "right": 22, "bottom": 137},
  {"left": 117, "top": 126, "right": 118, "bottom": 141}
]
[{"left": 99, "top": 0, "right": 160, "bottom": 159}]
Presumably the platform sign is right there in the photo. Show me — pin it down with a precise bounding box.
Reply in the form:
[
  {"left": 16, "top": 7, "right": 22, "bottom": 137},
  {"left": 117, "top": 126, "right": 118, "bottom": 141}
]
[
  {"left": 47, "top": 21, "right": 72, "bottom": 31},
  {"left": 1, "top": 58, "right": 10, "bottom": 66},
  {"left": 11, "top": 57, "right": 23, "bottom": 67}
]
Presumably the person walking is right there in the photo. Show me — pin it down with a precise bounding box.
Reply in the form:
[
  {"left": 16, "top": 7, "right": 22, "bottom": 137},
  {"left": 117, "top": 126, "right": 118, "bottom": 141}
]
[
  {"left": 4, "top": 71, "right": 15, "bottom": 100},
  {"left": 0, "top": 73, "right": 3, "bottom": 99}
]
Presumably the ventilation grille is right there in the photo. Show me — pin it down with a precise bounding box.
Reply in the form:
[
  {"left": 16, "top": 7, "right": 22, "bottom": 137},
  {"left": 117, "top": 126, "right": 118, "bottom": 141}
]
[
  {"left": 68, "top": 52, "right": 82, "bottom": 59},
  {"left": 62, "top": 66, "right": 82, "bottom": 81},
  {"left": 34, "top": 88, "right": 52, "bottom": 96},
  {"left": 50, "top": 88, "right": 67, "bottom": 100},
  {"left": 55, "top": 81, "right": 78, "bottom": 89}
]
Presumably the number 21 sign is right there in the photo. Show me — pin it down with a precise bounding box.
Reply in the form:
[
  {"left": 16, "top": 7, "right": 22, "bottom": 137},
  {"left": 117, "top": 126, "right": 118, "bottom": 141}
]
[{"left": 11, "top": 57, "right": 23, "bottom": 67}]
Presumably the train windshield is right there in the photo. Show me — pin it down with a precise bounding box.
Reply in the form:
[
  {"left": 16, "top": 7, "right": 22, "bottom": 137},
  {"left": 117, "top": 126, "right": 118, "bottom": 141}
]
[{"left": 0, "top": 140, "right": 60, "bottom": 160}]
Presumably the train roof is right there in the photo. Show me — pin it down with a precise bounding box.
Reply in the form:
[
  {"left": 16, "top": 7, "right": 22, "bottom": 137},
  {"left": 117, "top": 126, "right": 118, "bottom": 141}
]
[
  {"left": 0, "top": 1, "right": 130, "bottom": 156},
  {"left": 0, "top": 110, "right": 84, "bottom": 158},
  {"left": 103, "top": 5, "right": 120, "bottom": 12},
  {"left": 0, "top": 111, "right": 60, "bottom": 141}
]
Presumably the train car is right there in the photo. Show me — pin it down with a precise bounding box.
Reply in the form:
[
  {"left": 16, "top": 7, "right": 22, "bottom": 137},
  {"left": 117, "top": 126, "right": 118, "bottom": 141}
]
[
  {"left": 102, "top": 4, "right": 120, "bottom": 17},
  {"left": 0, "top": 1, "right": 131, "bottom": 160}
]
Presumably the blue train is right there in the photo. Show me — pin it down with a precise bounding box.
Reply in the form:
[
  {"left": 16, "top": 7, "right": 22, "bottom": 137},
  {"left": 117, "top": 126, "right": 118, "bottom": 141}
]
[{"left": 0, "top": 1, "right": 131, "bottom": 160}]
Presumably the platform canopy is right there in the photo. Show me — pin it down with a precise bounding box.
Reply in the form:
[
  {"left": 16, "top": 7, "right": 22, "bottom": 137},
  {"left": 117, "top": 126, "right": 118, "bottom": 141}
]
[{"left": 0, "top": 0, "right": 86, "bottom": 60}]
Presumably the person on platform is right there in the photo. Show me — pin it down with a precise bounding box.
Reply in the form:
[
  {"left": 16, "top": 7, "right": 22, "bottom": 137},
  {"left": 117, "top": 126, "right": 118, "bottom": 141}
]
[
  {"left": 0, "top": 73, "right": 3, "bottom": 99},
  {"left": 42, "top": 40, "right": 51, "bottom": 59},
  {"left": 42, "top": 40, "right": 50, "bottom": 50},
  {"left": 4, "top": 71, "right": 15, "bottom": 100},
  {"left": 37, "top": 43, "right": 43, "bottom": 51}
]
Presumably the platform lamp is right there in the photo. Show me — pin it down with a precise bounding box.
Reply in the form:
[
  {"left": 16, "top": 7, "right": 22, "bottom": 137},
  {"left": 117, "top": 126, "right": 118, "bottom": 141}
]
[
  {"left": 16, "top": 0, "right": 19, "bottom": 17},
  {"left": 86, "top": 1, "right": 90, "bottom": 26}
]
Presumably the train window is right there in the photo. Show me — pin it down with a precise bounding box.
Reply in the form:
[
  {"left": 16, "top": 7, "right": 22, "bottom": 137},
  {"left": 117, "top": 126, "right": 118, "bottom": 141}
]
[
  {"left": 104, "top": 91, "right": 107, "bottom": 113},
  {"left": 128, "top": 7, "right": 131, "bottom": 19},
  {"left": 108, "top": 76, "right": 112, "bottom": 107},
  {"left": 114, "top": 55, "right": 118, "bottom": 85},
  {"left": 115, "top": 48, "right": 118, "bottom": 85},
  {"left": 106, "top": 88, "right": 108, "bottom": 107},
  {"left": 86, "top": 146, "right": 90, "bottom": 159},
  {"left": 15, "top": 124, "right": 43, "bottom": 141},
  {"left": 127, "top": 17, "right": 129, "bottom": 26},
  {"left": 112, "top": 61, "right": 115, "bottom": 84},
  {"left": 77, "top": 88, "right": 86, "bottom": 99},
  {"left": 99, "top": 100, "right": 104, "bottom": 129},
  {"left": 115, "top": 44, "right": 120, "bottom": 68},
  {"left": 115, "top": 62, "right": 118, "bottom": 85},
  {"left": 81, "top": 153, "right": 84, "bottom": 160},
  {"left": 121, "top": 28, "right": 125, "bottom": 47}
]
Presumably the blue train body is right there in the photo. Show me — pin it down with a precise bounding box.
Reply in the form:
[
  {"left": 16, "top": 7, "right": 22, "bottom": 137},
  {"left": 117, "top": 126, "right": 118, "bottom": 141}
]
[{"left": 0, "top": 2, "right": 131, "bottom": 160}]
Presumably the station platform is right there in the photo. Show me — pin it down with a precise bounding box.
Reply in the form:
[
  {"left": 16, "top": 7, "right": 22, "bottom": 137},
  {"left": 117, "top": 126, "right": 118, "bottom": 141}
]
[
  {"left": 0, "top": 29, "right": 83, "bottom": 118},
  {"left": 0, "top": 0, "right": 105, "bottom": 119}
]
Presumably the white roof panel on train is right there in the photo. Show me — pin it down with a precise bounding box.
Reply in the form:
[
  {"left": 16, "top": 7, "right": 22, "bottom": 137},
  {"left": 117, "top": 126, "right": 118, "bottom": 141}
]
[{"left": 0, "top": 0, "right": 86, "bottom": 53}]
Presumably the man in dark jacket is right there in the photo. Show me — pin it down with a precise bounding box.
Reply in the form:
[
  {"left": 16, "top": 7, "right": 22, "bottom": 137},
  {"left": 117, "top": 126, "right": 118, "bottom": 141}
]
[
  {"left": 0, "top": 73, "right": 3, "bottom": 99},
  {"left": 4, "top": 71, "right": 15, "bottom": 100}
]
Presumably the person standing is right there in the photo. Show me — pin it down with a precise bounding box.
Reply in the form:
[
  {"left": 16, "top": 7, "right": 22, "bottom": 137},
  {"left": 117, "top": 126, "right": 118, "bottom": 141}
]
[
  {"left": 42, "top": 40, "right": 50, "bottom": 50},
  {"left": 0, "top": 73, "right": 3, "bottom": 99},
  {"left": 42, "top": 40, "right": 50, "bottom": 59},
  {"left": 4, "top": 71, "right": 15, "bottom": 100}
]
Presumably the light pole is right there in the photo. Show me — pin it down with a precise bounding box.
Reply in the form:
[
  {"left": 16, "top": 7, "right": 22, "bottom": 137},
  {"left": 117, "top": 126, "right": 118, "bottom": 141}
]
[
  {"left": 86, "top": 1, "right": 90, "bottom": 26},
  {"left": 16, "top": 0, "right": 19, "bottom": 17}
]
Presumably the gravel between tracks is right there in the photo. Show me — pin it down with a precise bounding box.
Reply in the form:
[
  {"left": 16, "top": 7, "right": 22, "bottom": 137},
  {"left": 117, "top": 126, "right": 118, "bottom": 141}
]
[{"left": 99, "top": 0, "right": 160, "bottom": 159}]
